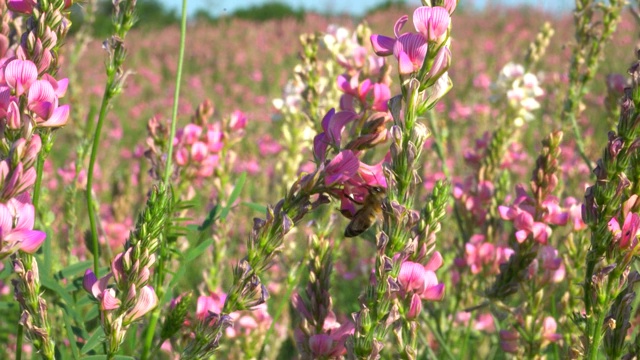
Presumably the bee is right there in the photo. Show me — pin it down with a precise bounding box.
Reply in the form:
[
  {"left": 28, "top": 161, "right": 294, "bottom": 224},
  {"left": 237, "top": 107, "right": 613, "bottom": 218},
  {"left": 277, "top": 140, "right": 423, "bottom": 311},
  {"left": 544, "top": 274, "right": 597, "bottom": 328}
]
[{"left": 344, "top": 186, "right": 386, "bottom": 238}]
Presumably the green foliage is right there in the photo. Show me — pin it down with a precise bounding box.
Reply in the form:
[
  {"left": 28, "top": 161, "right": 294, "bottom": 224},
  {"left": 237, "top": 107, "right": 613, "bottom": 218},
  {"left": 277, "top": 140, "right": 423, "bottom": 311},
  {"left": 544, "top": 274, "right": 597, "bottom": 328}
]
[
  {"left": 70, "top": 0, "right": 179, "bottom": 37},
  {"left": 230, "top": 2, "right": 304, "bottom": 22}
]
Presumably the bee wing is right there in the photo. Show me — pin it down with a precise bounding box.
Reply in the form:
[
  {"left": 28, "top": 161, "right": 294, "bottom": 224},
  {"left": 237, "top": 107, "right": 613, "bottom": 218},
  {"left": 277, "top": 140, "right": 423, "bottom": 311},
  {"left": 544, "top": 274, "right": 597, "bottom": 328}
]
[{"left": 344, "top": 209, "right": 374, "bottom": 238}]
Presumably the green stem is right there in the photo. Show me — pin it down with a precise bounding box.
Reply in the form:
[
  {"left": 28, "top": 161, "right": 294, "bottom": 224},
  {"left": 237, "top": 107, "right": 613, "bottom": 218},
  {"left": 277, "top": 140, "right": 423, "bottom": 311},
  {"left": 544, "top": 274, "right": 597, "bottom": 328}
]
[
  {"left": 586, "top": 278, "right": 613, "bottom": 360},
  {"left": 257, "top": 263, "right": 304, "bottom": 360},
  {"left": 142, "top": 0, "right": 187, "bottom": 356},
  {"left": 16, "top": 319, "right": 23, "bottom": 360},
  {"left": 86, "top": 92, "right": 111, "bottom": 278},
  {"left": 162, "top": 0, "right": 188, "bottom": 185},
  {"left": 427, "top": 110, "right": 450, "bottom": 177},
  {"left": 422, "top": 314, "right": 456, "bottom": 360},
  {"left": 568, "top": 111, "right": 593, "bottom": 172},
  {"left": 32, "top": 150, "right": 45, "bottom": 210},
  {"left": 140, "top": 311, "right": 161, "bottom": 360}
]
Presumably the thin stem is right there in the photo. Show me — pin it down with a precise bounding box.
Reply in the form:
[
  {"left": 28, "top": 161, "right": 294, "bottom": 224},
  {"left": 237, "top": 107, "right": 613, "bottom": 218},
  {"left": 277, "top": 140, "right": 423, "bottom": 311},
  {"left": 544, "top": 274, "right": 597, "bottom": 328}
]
[
  {"left": 422, "top": 314, "right": 456, "bottom": 360},
  {"left": 140, "top": 311, "right": 161, "bottom": 360},
  {"left": 32, "top": 149, "right": 45, "bottom": 210},
  {"left": 427, "top": 110, "right": 450, "bottom": 177},
  {"left": 16, "top": 319, "right": 23, "bottom": 360},
  {"left": 586, "top": 276, "right": 614, "bottom": 359},
  {"left": 142, "top": 0, "right": 187, "bottom": 357},
  {"left": 86, "top": 92, "right": 111, "bottom": 278},
  {"left": 162, "top": 0, "right": 188, "bottom": 185}
]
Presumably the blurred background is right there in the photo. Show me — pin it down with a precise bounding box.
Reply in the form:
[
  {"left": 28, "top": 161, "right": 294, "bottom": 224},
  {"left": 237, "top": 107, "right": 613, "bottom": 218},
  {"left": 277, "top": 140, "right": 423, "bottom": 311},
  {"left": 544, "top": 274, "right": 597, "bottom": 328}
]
[
  {"left": 159, "top": 0, "right": 573, "bottom": 18},
  {"left": 72, "top": 0, "right": 574, "bottom": 35}
]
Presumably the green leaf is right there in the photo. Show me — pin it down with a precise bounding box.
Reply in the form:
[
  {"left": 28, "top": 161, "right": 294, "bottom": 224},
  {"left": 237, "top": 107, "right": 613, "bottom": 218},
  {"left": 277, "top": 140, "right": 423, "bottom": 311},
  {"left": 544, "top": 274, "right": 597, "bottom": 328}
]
[
  {"left": 57, "top": 260, "right": 92, "bottom": 280},
  {"left": 83, "top": 356, "right": 136, "bottom": 360},
  {"left": 185, "top": 238, "right": 214, "bottom": 262},
  {"left": 242, "top": 202, "right": 267, "bottom": 214},
  {"left": 40, "top": 275, "right": 74, "bottom": 306},
  {"left": 81, "top": 327, "right": 105, "bottom": 354},
  {"left": 0, "top": 302, "right": 16, "bottom": 310},
  {"left": 198, "top": 204, "right": 219, "bottom": 231},
  {"left": 83, "top": 306, "right": 99, "bottom": 322},
  {"left": 219, "top": 172, "right": 246, "bottom": 221},
  {"left": 62, "top": 308, "right": 81, "bottom": 359}
]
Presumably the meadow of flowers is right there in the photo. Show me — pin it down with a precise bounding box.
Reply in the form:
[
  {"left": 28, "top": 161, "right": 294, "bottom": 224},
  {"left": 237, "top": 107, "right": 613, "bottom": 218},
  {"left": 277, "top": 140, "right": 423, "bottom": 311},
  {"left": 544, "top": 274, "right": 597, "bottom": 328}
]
[{"left": 3, "top": 0, "right": 640, "bottom": 358}]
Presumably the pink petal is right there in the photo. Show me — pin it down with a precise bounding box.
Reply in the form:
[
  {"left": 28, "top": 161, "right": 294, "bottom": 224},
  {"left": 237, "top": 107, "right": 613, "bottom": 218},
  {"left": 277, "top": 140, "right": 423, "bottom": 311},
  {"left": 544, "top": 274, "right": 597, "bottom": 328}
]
[
  {"left": 125, "top": 286, "right": 158, "bottom": 323},
  {"left": 421, "top": 283, "right": 445, "bottom": 301},
  {"left": 14, "top": 230, "right": 46, "bottom": 253},
  {"left": 101, "top": 289, "right": 121, "bottom": 310},
  {"left": 370, "top": 34, "right": 395, "bottom": 56},
  {"left": 393, "top": 15, "right": 409, "bottom": 38},
  {"left": 324, "top": 150, "right": 360, "bottom": 186},
  {"left": 424, "top": 251, "right": 443, "bottom": 272},
  {"left": 5, "top": 59, "right": 37, "bottom": 96},
  {"left": 83, "top": 269, "right": 97, "bottom": 294},
  {"left": 39, "top": 104, "right": 69, "bottom": 127}
]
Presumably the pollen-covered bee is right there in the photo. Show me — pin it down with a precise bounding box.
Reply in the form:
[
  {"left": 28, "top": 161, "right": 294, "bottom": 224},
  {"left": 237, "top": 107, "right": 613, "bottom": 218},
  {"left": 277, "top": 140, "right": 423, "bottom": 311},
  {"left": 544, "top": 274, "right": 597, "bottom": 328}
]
[{"left": 344, "top": 186, "right": 386, "bottom": 238}]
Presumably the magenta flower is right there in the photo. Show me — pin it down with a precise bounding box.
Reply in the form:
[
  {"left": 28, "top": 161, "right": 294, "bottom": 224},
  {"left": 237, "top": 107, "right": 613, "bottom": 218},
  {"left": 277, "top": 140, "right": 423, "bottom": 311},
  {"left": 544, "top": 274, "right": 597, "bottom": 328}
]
[
  {"left": 196, "top": 291, "right": 226, "bottom": 320},
  {"left": 464, "top": 234, "right": 514, "bottom": 275},
  {"left": 371, "top": 6, "right": 451, "bottom": 76},
  {"left": 7, "top": 0, "right": 37, "bottom": 14},
  {"left": 398, "top": 252, "right": 445, "bottom": 301},
  {"left": 229, "top": 110, "right": 247, "bottom": 131},
  {"left": 357, "top": 159, "right": 387, "bottom": 188},
  {"left": 83, "top": 270, "right": 120, "bottom": 311},
  {"left": 177, "top": 124, "right": 202, "bottom": 146},
  {"left": 608, "top": 212, "right": 640, "bottom": 249},
  {"left": 4, "top": 59, "right": 37, "bottom": 97},
  {"left": 337, "top": 73, "right": 370, "bottom": 102},
  {"left": 295, "top": 314, "right": 354, "bottom": 358},
  {"left": 498, "top": 185, "right": 568, "bottom": 244},
  {"left": 324, "top": 150, "right": 360, "bottom": 186},
  {"left": 500, "top": 330, "right": 520, "bottom": 354},
  {"left": 371, "top": 83, "right": 391, "bottom": 111},
  {"left": 394, "top": 33, "right": 428, "bottom": 75},
  {"left": 313, "top": 108, "right": 359, "bottom": 162}
]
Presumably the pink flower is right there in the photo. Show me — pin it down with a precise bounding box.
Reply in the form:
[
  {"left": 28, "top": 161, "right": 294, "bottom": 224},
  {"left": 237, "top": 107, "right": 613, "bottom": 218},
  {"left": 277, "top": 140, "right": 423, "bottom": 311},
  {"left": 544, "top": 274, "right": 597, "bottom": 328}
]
[
  {"left": 7, "top": 0, "right": 37, "bottom": 14},
  {"left": 4, "top": 59, "right": 37, "bottom": 97},
  {"left": 196, "top": 291, "right": 226, "bottom": 319},
  {"left": 8, "top": 0, "right": 72, "bottom": 14},
  {"left": 324, "top": 150, "right": 360, "bottom": 186},
  {"left": 371, "top": 83, "right": 391, "bottom": 111},
  {"left": 609, "top": 212, "right": 640, "bottom": 249},
  {"left": 296, "top": 315, "right": 354, "bottom": 358},
  {"left": 229, "top": 110, "right": 247, "bottom": 131},
  {"left": 538, "top": 246, "right": 565, "bottom": 283},
  {"left": 124, "top": 286, "right": 158, "bottom": 324},
  {"left": 398, "top": 252, "right": 445, "bottom": 301},
  {"left": 0, "top": 194, "right": 46, "bottom": 259},
  {"left": 541, "top": 317, "right": 562, "bottom": 344},
  {"left": 394, "top": 33, "right": 428, "bottom": 75},
  {"left": 83, "top": 270, "right": 120, "bottom": 310},
  {"left": 413, "top": 6, "right": 451, "bottom": 44},
  {"left": 500, "top": 330, "right": 520, "bottom": 354}
]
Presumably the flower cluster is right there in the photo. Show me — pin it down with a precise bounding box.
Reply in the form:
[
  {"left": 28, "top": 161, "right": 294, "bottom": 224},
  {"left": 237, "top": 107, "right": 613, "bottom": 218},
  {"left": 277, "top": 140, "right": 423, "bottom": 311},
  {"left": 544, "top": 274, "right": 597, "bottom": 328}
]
[
  {"left": 490, "top": 62, "right": 544, "bottom": 127},
  {"left": 147, "top": 100, "right": 247, "bottom": 185},
  {"left": 498, "top": 185, "right": 568, "bottom": 244},
  {"left": 82, "top": 185, "right": 170, "bottom": 354}
]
